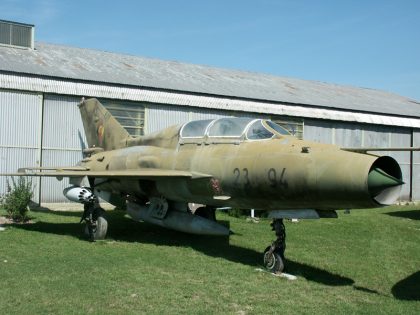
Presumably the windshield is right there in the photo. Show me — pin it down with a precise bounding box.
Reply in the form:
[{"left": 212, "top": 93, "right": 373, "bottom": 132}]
[
  {"left": 246, "top": 120, "right": 274, "bottom": 140},
  {"left": 266, "top": 121, "right": 291, "bottom": 136}
]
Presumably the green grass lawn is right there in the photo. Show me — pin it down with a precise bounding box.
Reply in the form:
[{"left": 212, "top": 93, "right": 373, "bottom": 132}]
[{"left": 0, "top": 205, "right": 419, "bottom": 314}]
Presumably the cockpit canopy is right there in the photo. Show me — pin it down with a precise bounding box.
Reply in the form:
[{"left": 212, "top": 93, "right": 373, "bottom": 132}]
[{"left": 180, "top": 118, "right": 290, "bottom": 142}]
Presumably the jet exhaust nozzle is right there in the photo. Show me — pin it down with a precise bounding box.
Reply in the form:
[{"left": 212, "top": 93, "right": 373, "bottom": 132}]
[
  {"left": 63, "top": 186, "right": 95, "bottom": 203},
  {"left": 368, "top": 156, "right": 403, "bottom": 205}
]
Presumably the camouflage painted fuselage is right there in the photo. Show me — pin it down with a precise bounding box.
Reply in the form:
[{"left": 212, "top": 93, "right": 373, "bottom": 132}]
[{"left": 79, "top": 123, "right": 401, "bottom": 211}]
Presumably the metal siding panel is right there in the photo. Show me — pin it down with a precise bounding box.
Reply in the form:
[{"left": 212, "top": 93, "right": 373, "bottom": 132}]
[
  {"left": 0, "top": 90, "right": 41, "bottom": 147},
  {"left": 146, "top": 105, "right": 190, "bottom": 134},
  {"left": 41, "top": 95, "right": 86, "bottom": 202},
  {"left": 190, "top": 107, "right": 262, "bottom": 120},
  {"left": 414, "top": 130, "right": 420, "bottom": 163},
  {"left": 303, "top": 119, "right": 333, "bottom": 143},
  {"left": 40, "top": 149, "right": 83, "bottom": 202},
  {"left": 386, "top": 128, "right": 412, "bottom": 201},
  {"left": 0, "top": 90, "right": 41, "bottom": 203},
  {"left": 363, "top": 125, "right": 390, "bottom": 147},
  {"left": 43, "top": 95, "right": 87, "bottom": 149},
  {"left": 413, "top": 130, "right": 420, "bottom": 200},
  {"left": 398, "top": 165, "right": 411, "bottom": 200},
  {"left": 190, "top": 107, "right": 233, "bottom": 120},
  {"left": 234, "top": 111, "right": 263, "bottom": 119},
  {"left": 334, "top": 122, "right": 363, "bottom": 147},
  {"left": 388, "top": 128, "right": 411, "bottom": 163},
  {"left": 0, "top": 147, "right": 40, "bottom": 203}
]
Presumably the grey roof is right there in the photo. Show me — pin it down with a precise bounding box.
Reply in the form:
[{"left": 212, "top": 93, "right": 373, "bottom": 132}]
[{"left": 0, "top": 42, "right": 419, "bottom": 118}]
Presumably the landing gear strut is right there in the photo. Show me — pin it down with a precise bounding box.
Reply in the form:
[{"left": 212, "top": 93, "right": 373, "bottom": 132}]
[
  {"left": 80, "top": 198, "right": 108, "bottom": 242},
  {"left": 263, "top": 219, "right": 286, "bottom": 273}
]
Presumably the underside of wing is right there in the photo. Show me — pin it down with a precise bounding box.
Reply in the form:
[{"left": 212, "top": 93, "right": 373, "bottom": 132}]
[{"left": 3, "top": 167, "right": 211, "bottom": 180}]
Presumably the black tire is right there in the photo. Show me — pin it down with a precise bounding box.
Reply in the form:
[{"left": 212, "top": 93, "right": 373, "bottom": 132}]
[
  {"left": 263, "top": 246, "right": 285, "bottom": 273},
  {"left": 195, "top": 206, "right": 216, "bottom": 221},
  {"left": 84, "top": 212, "right": 108, "bottom": 241}
]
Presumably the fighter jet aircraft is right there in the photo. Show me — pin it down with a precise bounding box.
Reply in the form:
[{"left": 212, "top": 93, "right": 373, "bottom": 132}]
[{"left": 4, "top": 98, "right": 412, "bottom": 273}]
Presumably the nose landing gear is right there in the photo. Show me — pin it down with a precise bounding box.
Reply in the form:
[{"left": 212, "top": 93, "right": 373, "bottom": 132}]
[
  {"left": 80, "top": 198, "right": 108, "bottom": 242},
  {"left": 263, "top": 219, "right": 286, "bottom": 273}
]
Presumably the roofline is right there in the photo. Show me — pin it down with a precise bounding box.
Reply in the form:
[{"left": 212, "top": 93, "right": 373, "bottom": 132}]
[
  {"left": 2, "top": 69, "right": 419, "bottom": 121},
  {"left": 1, "top": 71, "right": 420, "bottom": 129},
  {"left": 1, "top": 41, "right": 419, "bottom": 119},
  {"left": 0, "top": 19, "right": 34, "bottom": 27}
]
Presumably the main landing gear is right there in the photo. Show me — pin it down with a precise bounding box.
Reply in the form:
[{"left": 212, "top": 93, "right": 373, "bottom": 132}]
[
  {"left": 80, "top": 198, "right": 108, "bottom": 242},
  {"left": 263, "top": 219, "right": 286, "bottom": 273}
]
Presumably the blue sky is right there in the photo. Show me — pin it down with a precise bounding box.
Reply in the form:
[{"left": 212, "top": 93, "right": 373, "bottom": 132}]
[{"left": 1, "top": 0, "right": 419, "bottom": 100}]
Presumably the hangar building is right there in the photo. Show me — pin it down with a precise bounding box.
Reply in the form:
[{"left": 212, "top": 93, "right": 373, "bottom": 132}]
[{"left": 0, "top": 20, "right": 419, "bottom": 203}]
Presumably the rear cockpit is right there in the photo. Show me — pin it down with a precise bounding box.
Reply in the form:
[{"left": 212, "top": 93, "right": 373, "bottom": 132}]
[{"left": 180, "top": 118, "right": 290, "bottom": 144}]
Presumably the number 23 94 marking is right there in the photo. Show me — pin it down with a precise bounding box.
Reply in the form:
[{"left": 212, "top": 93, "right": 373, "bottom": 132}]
[
  {"left": 233, "top": 168, "right": 250, "bottom": 188},
  {"left": 268, "top": 168, "right": 288, "bottom": 188},
  {"left": 233, "top": 167, "right": 288, "bottom": 189}
]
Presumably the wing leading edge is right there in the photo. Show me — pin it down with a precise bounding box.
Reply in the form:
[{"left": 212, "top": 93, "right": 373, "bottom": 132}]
[
  {"left": 3, "top": 167, "right": 211, "bottom": 180},
  {"left": 342, "top": 147, "right": 420, "bottom": 153}
]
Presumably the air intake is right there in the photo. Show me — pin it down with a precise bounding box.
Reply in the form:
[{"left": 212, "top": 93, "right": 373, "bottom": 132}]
[{"left": 0, "top": 20, "right": 34, "bottom": 49}]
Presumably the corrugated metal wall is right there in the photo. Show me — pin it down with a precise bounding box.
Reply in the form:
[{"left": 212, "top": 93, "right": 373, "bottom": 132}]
[
  {"left": 0, "top": 90, "right": 41, "bottom": 202},
  {"left": 146, "top": 104, "right": 190, "bottom": 134},
  {"left": 190, "top": 107, "right": 235, "bottom": 121},
  {"left": 414, "top": 130, "right": 420, "bottom": 200},
  {"left": 388, "top": 127, "right": 412, "bottom": 200},
  {"left": 334, "top": 122, "right": 363, "bottom": 147},
  {"left": 40, "top": 95, "right": 86, "bottom": 202},
  {"left": 303, "top": 120, "right": 334, "bottom": 144}
]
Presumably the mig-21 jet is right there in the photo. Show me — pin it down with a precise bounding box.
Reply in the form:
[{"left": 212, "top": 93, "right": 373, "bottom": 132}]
[{"left": 4, "top": 98, "right": 413, "bottom": 273}]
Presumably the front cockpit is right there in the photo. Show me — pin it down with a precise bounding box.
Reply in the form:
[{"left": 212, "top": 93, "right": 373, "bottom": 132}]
[{"left": 180, "top": 118, "right": 290, "bottom": 144}]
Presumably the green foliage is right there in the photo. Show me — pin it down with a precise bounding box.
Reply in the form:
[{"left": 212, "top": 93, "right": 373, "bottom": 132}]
[{"left": 0, "top": 176, "right": 33, "bottom": 222}]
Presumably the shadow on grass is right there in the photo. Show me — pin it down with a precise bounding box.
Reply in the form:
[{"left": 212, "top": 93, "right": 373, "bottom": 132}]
[
  {"left": 392, "top": 271, "right": 420, "bottom": 301},
  {"left": 30, "top": 208, "right": 83, "bottom": 218},
  {"left": 286, "top": 260, "right": 353, "bottom": 286},
  {"left": 353, "top": 285, "right": 382, "bottom": 295},
  {"left": 11, "top": 211, "right": 354, "bottom": 287},
  {"left": 385, "top": 209, "right": 420, "bottom": 220}
]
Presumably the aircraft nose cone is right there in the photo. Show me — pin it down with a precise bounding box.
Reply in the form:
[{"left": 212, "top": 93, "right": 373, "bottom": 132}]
[{"left": 368, "top": 167, "right": 404, "bottom": 197}]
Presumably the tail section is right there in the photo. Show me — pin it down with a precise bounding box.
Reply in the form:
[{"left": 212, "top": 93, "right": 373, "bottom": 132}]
[{"left": 78, "top": 98, "right": 130, "bottom": 151}]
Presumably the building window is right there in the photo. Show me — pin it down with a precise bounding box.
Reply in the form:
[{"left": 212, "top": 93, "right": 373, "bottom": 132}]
[
  {"left": 100, "top": 99, "right": 145, "bottom": 136},
  {"left": 271, "top": 116, "right": 304, "bottom": 139}
]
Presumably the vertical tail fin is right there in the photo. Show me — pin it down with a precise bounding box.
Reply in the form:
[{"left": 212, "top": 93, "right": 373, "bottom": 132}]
[{"left": 78, "top": 98, "right": 130, "bottom": 151}]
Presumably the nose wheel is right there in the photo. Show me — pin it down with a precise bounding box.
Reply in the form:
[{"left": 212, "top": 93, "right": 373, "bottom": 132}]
[
  {"left": 80, "top": 198, "right": 108, "bottom": 242},
  {"left": 263, "top": 219, "right": 286, "bottom": 273}
]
